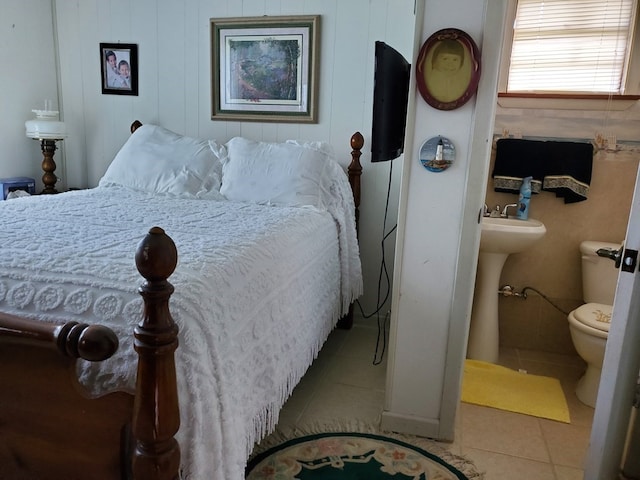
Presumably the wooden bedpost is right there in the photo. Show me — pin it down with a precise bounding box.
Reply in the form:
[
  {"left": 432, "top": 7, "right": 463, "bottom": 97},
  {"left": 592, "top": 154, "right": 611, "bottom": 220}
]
[
  {"left": 130, "top": 120, "right": 143, "bottom": 133},
  {"left": 348, "top": 132, "right": 364, "bottom": 235},
  {"left": 132, "top": 226, "right": 181, "bottom": 480},
  {"left": 337, "top": 132, "right": 364, "bottom": 330}
]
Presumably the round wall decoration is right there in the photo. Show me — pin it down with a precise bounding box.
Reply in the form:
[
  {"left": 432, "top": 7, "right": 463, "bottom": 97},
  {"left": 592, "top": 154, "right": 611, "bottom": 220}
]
[
  {"left": 416, "top": 28, "right": 481, "bottom": 111},
  {"left": 420, "top": 136, "right": 455, "bottom": 172}
]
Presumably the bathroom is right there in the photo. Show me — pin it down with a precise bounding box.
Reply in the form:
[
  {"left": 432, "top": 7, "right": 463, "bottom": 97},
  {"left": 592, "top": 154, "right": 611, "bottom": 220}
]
[
  {"left": 461, "top": 97, "right": 639, "bottom": 475},
  {"left": 484, "top": 102, "right": 639, "bottom": 363}
]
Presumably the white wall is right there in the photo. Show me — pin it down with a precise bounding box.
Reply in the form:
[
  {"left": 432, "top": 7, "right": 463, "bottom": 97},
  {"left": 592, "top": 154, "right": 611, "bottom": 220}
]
[
  {"left": 0, "top": 1, "right": 60, "bottom": 187},
  {"left": 48, "top": 0, "right": 416, "bottom": 317},
  {"left": 382, "top": 0, "right": 506, "bottom": 440}
]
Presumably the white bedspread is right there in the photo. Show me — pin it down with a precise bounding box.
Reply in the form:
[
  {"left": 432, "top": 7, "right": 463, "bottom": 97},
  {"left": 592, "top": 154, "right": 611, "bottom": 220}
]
[{"left": 0, "top": 181, "right": 362, "bottom": 479}]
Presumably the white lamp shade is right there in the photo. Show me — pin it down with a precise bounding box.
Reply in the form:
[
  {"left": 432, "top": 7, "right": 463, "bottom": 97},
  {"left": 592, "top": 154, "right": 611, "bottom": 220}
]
[{"left": 25, "top": 110, "right": 67, "bottom": 140}]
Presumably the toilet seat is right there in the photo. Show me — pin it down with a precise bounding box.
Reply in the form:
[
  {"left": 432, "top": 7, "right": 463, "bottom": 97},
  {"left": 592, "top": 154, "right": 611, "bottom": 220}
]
[{"left": 572, "top": 302, "right": 612, "bottom": 335}]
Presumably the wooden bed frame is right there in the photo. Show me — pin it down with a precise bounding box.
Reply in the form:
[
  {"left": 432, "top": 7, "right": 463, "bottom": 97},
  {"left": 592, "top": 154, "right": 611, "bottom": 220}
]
[{"left": 0, "top": 123, "right": 364, "bottom": 480}]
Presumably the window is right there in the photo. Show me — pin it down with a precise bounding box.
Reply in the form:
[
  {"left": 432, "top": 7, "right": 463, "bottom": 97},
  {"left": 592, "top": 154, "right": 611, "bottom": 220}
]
[{"left": 499, "top": 0, "right": 640, "bottom": 99}]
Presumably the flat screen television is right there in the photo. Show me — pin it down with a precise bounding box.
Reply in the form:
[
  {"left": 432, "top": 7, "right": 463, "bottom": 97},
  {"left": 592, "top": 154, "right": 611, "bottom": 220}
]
[{"left": 371, "top": 41, "right": 411, "bottom": 162}]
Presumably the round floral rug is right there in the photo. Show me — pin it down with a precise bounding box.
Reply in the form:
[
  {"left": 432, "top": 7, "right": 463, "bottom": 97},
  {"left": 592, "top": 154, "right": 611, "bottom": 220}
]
[{"left": 246, "top": 432, "right": 472, "bottom": 479}]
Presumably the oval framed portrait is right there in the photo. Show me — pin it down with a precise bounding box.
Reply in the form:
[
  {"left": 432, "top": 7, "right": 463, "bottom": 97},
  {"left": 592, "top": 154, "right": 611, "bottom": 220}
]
[{"left": 416, "top": 28, "right": 481, "bottom": 111}]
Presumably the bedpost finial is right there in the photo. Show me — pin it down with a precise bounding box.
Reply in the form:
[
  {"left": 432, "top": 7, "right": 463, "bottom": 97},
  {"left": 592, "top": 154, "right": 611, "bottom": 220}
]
[
  {"left": 135, "top": 226, "right": 178, "bottom": 282},
  {"left": 56, "top": 322, "right": 119, "bottom": 361},
  {"left": 351, "top": 132, "right": 364, "bottom": 151},
  {"left": 130, "top": 120, "right": 143, "bottom": 133}
]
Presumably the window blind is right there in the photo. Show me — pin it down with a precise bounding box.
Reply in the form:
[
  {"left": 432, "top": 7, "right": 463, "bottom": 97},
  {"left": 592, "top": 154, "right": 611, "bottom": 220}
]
[{"left": 507, "top": 0, "right": 636, "bottom": 94}]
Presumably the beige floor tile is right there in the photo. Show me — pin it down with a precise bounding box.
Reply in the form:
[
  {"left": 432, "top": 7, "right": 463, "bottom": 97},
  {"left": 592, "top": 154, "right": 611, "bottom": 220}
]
[
  {"left": 540, "top": 419, "right": 591, "bottom": 469},
  {"left": 460, "top": 403, "right": 551, "bottom": 462},
  {"left": 276, "top": 401, "right": 303, "bottom": 430},
  {"left": 562, "top": 384, "right": 595, "bottom": 428},
  {"left": 299, "top": 383, "right": 385, "bottom": 426},
  {"left": 290, "top": 357, "right": 329, "bottom": 397},
  {"left": 518, "top": 348, "right": 586, "bottom": 368},
  {"left": 554, "top": 464, "right": 585, "bottom": 480},
  {"left": 463, "top": 447, "right": 556, "bottom": 480},
  {"left": 518, "top": 358, "right": 585, "bottom": 385},
  {"left": 321, "top": 354, "right": 387, "bottom": 390},
  {"left": 318, "top": 328, "right": 349, "bottom": 356},
  {"left": 336, "top": 323, "right": 388, "bottom": 361},
  {"left": 496, "top": 349, "right": 521, "bottom": 370},
  {"left": 281, "top": 376, "right": 317, "bottom": 414}
]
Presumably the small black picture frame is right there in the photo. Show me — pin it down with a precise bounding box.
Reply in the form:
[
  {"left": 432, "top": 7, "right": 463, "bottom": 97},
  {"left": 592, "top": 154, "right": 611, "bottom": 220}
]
[{"left": 100, "top": 43, "right": 138, "bottom": 96}]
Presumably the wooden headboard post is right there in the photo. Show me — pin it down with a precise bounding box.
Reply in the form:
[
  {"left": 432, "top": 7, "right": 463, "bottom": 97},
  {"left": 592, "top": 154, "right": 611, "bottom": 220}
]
[
  {"left": 348, "top": 132, "right": 364, "bottom": 235},
  {"left": 130, "top": 120, "right": 143, "bottom": 133},
  {"left": 131, "top": 227, "right": 181, "bottom": 480},
  {"left": 336, "top": 132, "right": 364, "bottom": 331}
]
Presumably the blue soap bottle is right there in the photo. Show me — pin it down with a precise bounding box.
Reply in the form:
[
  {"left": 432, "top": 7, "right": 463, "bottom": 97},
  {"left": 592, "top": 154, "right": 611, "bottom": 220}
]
[{"left": 517, "top": 176, "right": 532, "bottom": 220}]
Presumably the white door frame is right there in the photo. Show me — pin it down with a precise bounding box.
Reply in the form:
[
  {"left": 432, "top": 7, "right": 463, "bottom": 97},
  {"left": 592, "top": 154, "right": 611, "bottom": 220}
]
[{"left": 585, "top": 165, "right": 640, "bottom": 479}]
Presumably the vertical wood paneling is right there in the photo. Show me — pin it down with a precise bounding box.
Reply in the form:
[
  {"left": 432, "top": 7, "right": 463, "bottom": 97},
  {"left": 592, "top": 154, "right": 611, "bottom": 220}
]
[
  {"left": 131, "top": 0, "right": 160, "bottom": 124},
  {"left": 103, "top": 0, "right": 135, "bottom": 148},
  {"left": 199, "top": 1, "right": 228, "bottom": 141},
  {"left": 184, "top": 2, "right": 201, "bottom": 137},
  {"left": 2, "top": 1, "right": 58, "bottom": 189},
  {"left": 54, "top": 1, "right": 87, "bottom": 189},
  {"left": 157, "top": 2, "right": 186, "bottom": 132},
  {"left": 240, "top": 0, "right": 267, "bottom": 17},
  {"left": 52, "top": 0, "right": 416, "bottom": 312},
  {"left": 357, "top": 0, "right": 415, "bottom": 317},
  {"left": 279, "top": 0, "right": 305, "bottom": 16}
]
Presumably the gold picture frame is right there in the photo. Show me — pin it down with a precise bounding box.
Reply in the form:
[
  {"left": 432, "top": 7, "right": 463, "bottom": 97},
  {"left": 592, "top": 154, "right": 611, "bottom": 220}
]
[{"left": 210, "top": 15, "right": 320, "bottom": 123}]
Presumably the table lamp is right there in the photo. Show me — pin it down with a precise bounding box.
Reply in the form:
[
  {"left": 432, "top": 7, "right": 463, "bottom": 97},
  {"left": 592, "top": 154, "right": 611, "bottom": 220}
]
[{"left": 25, "top": 104, "right": 67, "bottom": 194}]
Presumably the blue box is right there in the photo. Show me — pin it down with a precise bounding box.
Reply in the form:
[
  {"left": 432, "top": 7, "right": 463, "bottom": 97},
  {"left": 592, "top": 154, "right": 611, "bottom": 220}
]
[{"left": 0, "top": 177, "right": 36, "bottom": 200}]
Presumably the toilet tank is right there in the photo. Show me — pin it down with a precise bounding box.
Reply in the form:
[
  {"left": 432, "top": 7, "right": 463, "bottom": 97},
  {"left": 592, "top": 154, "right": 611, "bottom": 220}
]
[{"left": 580, "top": 240, "right": 621, "bottom": 304}]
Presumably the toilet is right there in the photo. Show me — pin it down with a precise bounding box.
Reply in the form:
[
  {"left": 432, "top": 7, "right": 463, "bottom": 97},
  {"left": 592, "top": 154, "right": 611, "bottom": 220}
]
[{"left": 568, "top": 240, "right": 621, "bottom": 408}]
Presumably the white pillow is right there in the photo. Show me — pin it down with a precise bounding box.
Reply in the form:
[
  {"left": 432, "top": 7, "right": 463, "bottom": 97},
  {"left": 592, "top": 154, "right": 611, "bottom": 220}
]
[
  {"left": 285, "top": 139, "right": 335, "bottom": 158},
  {"left": 99, "top": 124, "right": 223, "bottom": 197},
  {"left": 221, "top": 137, "right": 331, "bottom": 207}
]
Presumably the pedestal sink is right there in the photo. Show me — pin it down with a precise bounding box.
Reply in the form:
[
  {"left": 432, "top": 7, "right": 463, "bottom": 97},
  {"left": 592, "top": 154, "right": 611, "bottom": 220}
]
[{"left": 467, "top": 216, "right": 547, "bottom": 363}]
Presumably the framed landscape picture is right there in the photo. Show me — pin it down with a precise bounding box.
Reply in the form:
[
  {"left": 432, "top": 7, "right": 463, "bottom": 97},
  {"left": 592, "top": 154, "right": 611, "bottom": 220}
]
[
  {"left": 100, "top": 43, "right": 138, "bottom": 96},
  {"left": 210, "top": 15, "right": 320, "bottom": 123}
]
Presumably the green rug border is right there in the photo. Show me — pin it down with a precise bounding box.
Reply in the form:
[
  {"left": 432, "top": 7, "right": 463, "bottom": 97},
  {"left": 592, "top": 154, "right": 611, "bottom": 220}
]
[{"left": 246, "top": 431, "right": 469, "bottom": 480}]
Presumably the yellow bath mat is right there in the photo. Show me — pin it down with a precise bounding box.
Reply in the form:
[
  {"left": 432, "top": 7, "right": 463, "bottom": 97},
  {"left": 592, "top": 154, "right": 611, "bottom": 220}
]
[{"left": 462, "top": 359, "right": 570, "bottom": 423}]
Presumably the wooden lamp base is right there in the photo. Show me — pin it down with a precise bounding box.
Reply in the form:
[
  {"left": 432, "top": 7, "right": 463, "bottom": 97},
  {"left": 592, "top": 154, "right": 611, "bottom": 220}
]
[{"left": 39, "top": 139, "right": 59, "bottom": 194}]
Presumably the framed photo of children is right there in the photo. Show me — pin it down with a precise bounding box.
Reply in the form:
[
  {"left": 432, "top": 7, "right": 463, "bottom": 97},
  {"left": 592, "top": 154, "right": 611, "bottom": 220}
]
[
  {"left": 100, "top": 43, "right": 138, "bottom": 96},
  {"left": 210, "top": 15, "right": 320, "bottom": 123},
  {"left": 416, "top": 29, "right": 481, "bottom": 111}
]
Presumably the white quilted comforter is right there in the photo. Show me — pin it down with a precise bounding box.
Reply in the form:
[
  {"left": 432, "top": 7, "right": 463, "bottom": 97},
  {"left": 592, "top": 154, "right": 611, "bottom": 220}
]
[{"left": 0, "top": 183, "right": 362, "bottom": 479}]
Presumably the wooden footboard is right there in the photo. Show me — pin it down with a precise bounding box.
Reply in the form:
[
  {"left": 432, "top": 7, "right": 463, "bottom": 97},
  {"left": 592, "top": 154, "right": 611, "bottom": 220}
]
[
  {"left": 0, "top": 227, "right": 180, "bottom": 480},
  {"left": 0, "top": 318, "right": 133, "bottom": 479}
]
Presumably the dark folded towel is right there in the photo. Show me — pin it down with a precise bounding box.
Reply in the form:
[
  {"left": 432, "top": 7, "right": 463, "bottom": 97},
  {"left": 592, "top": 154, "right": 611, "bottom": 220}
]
[
  {"left": 492, "top": 138, "right": 593, "bottom": 203},
  {"left": 542, "top": 141, "right": 593, "bottom": 203},
  {"left": 493, "top": 139, "right": 546, "bottom": 194}
]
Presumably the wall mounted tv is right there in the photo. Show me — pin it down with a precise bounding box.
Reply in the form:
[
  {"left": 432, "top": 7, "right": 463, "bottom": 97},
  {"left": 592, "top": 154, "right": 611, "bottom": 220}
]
[{"left": 371, "top": 41, "right": 411, "bottom": 163}]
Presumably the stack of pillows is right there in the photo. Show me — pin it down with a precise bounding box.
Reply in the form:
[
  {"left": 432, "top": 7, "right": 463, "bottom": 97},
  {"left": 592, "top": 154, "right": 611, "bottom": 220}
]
[{"left": 99, "top": 124, "right": 343, "bottom": 209}]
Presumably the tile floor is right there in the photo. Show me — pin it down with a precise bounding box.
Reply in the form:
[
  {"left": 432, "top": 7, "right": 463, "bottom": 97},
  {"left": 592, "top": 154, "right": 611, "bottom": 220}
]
[{"left": 271, "top": 322, "right": 594, "bottom": 480}]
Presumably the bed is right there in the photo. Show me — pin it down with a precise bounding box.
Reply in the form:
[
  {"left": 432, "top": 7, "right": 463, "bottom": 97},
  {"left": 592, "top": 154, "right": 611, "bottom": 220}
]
[{"left": 0, "top": 121, "right": 365, "bottom": 480}]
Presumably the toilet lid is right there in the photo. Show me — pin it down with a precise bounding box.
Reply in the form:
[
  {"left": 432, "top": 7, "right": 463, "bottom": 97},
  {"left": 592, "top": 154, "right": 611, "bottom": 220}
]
[{"left": 573, "top": 303, "right": 613, "bottom": 333}]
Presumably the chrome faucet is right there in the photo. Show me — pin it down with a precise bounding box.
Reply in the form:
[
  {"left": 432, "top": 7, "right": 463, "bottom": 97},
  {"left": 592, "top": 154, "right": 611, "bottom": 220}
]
[
  {"left": 501, "top": 203, "right": 518, "bottom": 218},
  {"left": 489, "top": 205, "right": 501, "bottom": 218}
]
